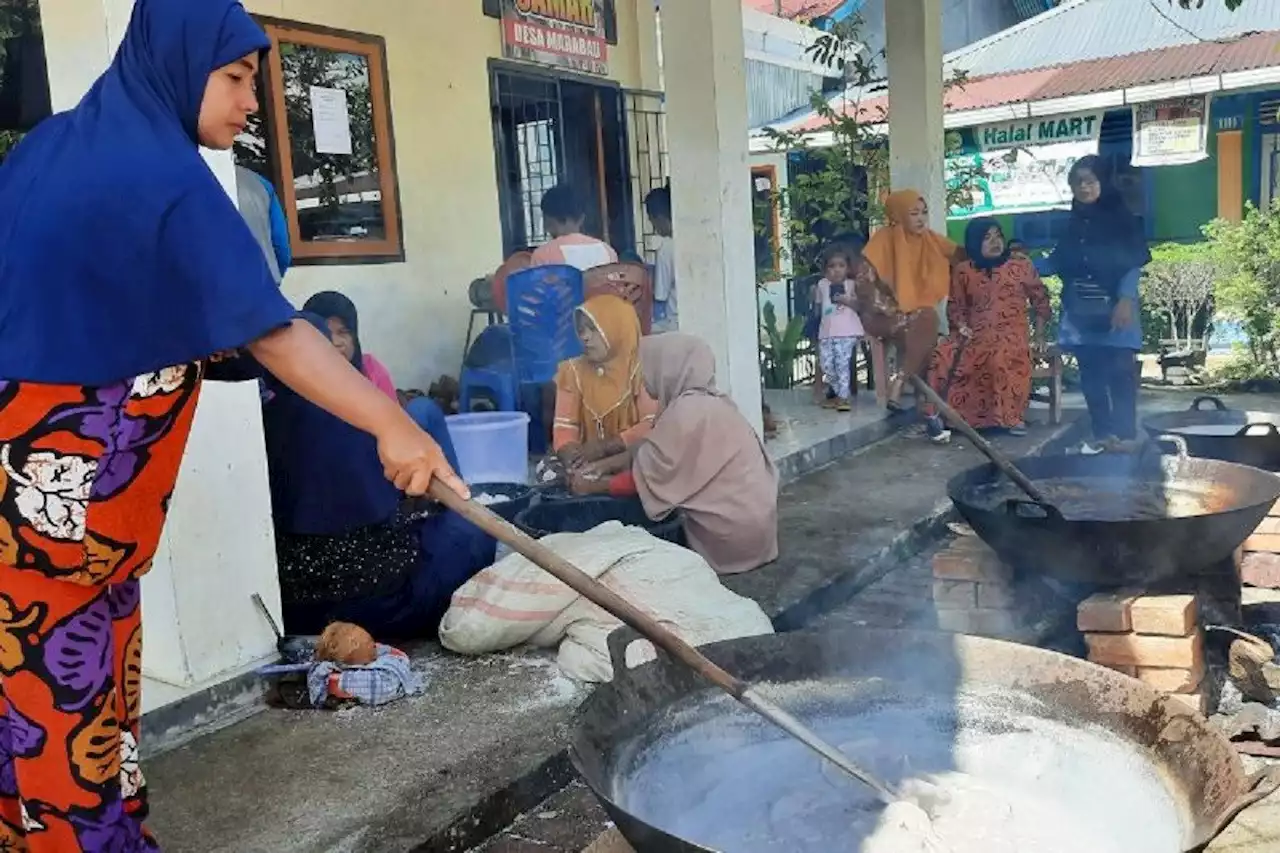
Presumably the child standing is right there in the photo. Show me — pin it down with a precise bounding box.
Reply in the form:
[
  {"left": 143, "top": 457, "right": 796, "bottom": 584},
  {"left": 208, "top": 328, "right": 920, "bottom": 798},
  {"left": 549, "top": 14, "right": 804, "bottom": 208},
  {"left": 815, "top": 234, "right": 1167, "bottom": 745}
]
[{"left": 816, "top": 246, "right": 865, "bottom": 411}]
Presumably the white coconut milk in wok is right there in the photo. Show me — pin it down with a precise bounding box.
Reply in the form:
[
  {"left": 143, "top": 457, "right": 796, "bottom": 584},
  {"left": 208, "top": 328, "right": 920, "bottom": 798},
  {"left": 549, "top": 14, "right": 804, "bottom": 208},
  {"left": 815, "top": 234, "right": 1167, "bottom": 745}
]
[{"left": 571, "top": 629, "right": 1280, "bottom": 853}]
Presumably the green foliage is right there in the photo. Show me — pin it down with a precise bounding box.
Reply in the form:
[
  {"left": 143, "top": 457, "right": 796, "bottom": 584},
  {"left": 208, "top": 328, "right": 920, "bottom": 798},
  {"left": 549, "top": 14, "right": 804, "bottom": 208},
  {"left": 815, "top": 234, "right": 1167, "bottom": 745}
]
[
  {"left": 1139, "top": 242, "right": 1220, "bottom": 349},
  {"left": 763, "top": 16, "right": 986, "bottom": 277},
  {"left": 760, "top": 301, "right": 808, "bottom": 389},
  {"left": 1202, "top": 203, "right": 1280, "bottom": 374}
]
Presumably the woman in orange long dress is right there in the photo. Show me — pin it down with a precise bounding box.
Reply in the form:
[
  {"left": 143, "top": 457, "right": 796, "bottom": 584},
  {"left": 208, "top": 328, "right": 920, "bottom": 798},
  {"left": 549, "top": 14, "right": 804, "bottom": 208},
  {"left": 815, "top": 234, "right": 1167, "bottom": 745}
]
[{"left": 925, "top": 218, "right": 1052, "bottom": 439}]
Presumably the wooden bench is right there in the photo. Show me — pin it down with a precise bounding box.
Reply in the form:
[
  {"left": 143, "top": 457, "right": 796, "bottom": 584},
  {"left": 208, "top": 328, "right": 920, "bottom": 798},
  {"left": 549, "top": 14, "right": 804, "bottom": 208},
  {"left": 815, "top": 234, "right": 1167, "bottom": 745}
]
[{"left": 1031, "top": 347, "right": 1064, "bottom": 426}]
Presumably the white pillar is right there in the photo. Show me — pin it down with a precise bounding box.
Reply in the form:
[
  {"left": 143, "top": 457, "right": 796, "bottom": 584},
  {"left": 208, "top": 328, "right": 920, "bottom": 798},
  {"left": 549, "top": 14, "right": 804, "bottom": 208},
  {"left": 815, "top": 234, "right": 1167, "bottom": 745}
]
[
  {"left": 885, "top": 0, "right": 946, "bottom": 332},
  {"left": 38, "top": 0, "right": 283, "bottom": 705},
  {"left": 659, "top": 0, "right": 763, "bottom": 433},
  {"left": 885, "top": 0, "right": 945, "bottom": 224}
]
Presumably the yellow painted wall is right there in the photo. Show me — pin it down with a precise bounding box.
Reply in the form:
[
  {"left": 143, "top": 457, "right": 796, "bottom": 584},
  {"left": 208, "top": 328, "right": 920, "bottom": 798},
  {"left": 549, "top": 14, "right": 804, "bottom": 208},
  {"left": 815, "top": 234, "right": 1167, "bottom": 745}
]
[{"left": 245, "top": 0, "right": 646, "bottom": 387}]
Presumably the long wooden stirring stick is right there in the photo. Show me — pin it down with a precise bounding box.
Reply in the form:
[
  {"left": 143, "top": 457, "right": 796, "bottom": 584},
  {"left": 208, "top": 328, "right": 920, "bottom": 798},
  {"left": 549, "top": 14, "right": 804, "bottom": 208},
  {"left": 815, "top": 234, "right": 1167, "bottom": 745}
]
[
  {"left": 429, "top": 481, "right": 898, "bottom": 804},
  {"left": 910, "top": 375, "right": 1050, "bottom": 505}
]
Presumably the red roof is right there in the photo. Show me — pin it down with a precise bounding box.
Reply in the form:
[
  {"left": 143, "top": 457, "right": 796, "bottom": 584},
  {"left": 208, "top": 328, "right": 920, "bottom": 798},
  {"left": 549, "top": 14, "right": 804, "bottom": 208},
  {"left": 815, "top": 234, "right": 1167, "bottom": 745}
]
[
  {"left": 743, "top": 0, "right": 845, "bottom": 21},
  {"left": 791, "top": 29, "right": 1280, "bottom": 132}
]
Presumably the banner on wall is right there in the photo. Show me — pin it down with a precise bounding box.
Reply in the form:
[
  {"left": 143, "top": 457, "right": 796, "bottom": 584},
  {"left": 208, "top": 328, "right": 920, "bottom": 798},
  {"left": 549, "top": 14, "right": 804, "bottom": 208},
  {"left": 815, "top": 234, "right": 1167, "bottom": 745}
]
[
  {"left": 1131, "top": 96, "right": 1209, "bottom": 168},
  {"left": 501, "top": 0, "right": 610, "bottom": 76},
  {"left": 946, "top": 121, "right": 1098, "bottom": 219}
]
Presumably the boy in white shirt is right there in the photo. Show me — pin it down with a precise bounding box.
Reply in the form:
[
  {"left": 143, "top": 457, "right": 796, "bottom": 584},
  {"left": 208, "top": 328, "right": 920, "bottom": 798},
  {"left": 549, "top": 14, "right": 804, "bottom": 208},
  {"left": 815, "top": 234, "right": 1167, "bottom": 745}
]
[
  {"left": 530, "top": 184, "right": 618, "bottom": 271},
  {"left": 645, "top": 185, "right": 678, "bottom": 332}
]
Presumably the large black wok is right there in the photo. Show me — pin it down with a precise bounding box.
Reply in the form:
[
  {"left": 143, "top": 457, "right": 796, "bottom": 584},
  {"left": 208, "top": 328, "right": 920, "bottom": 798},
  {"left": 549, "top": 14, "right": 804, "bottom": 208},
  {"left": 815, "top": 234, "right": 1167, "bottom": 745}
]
[
  {"left": 1144, "top": 396, "right": 1280, "bottom": 469},
  {"left": 947, "top": 441, "right": 1280, "bottom": 586},
  {"left": 572, "top": 627, "right": 1280, "bottom": 853}
]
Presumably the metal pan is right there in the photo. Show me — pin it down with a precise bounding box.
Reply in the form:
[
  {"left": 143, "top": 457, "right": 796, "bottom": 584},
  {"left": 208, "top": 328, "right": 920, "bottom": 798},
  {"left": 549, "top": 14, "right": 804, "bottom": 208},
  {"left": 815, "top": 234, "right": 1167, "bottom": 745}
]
[
  {"left": 571, "top": 627, "right": 1280, "bottom": 853},
  {"left": 946, "top": 439, "right": 1280, "bottom": 585},
  {"left": 1143, "top": 396, "right": 1280, "bottom": 470}
]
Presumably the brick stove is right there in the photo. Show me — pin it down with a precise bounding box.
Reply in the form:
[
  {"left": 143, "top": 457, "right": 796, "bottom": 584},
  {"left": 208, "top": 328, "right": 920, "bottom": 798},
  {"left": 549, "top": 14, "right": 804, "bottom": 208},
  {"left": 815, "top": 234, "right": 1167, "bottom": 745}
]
[
  {"left": 931, "top": 532, "right": 1248, "bottom": 715},
  {"left": 1079, "top": 591, "right": 1207, "bottom": 714}
]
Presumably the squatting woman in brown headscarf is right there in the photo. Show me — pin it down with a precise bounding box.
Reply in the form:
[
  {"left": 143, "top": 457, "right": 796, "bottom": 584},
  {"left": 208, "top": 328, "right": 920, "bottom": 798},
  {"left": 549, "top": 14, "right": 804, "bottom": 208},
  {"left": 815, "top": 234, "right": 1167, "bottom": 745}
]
[
  {"left": 570, "top": 334, "right": 779, "bottom": 575},
  {"left": 860, "top": 189, "right": 962, "bottom": 411}
]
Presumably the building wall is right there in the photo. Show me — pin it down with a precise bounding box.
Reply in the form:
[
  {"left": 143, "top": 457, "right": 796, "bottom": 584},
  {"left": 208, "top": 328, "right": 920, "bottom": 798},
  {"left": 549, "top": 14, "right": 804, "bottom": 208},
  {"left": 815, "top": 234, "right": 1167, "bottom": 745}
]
[
  {"left": 242, "top": 0, "right": 647, "bottom": 390},
  {"left": 1149, "top": 131, "right": 1218, "bottom": 243}
]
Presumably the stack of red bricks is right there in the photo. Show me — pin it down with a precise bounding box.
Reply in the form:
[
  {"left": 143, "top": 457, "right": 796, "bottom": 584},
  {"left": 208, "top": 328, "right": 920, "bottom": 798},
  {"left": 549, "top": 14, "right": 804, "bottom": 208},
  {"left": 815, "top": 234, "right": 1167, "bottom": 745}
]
[
  {"left": 932, "top": 537, "right": 1022, "bottom": 640},
  {"left": 1240, "top": 500, "right": 1280, "bottom": 589},
  {"left": 1078, "top": 591, "right": 1207, "bottom": 714}
]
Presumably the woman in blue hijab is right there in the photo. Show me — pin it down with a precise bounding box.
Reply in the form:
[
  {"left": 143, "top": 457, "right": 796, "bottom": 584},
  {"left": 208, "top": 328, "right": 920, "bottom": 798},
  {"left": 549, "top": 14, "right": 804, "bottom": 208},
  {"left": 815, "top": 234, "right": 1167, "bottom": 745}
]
[
  {"left": 266, "top": 315, "right": 494, "bottom": 641},
  {"left": 0, "top": 2, "right": 464, "bottom": 850},
  {"left": 1046, "top": 155, "right": 1151, "bottom": 454}
]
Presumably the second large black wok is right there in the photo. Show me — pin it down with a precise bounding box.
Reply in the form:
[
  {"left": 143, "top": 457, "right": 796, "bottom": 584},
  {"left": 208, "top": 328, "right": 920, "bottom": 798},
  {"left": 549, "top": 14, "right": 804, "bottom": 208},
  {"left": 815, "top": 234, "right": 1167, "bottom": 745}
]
[
  {"left": 1143, "top": 396, "right": 1280, "bottom": 469},
  {"left": 947, "top": 441, "right": 1280, "bottom": 585}
]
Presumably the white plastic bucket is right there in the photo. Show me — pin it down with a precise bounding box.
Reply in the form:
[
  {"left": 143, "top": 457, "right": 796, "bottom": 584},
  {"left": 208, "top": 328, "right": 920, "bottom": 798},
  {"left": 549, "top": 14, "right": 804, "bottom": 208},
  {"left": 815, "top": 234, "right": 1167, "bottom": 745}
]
[{"left": 446, "top": 412, "right": 531, "bottom": 485}]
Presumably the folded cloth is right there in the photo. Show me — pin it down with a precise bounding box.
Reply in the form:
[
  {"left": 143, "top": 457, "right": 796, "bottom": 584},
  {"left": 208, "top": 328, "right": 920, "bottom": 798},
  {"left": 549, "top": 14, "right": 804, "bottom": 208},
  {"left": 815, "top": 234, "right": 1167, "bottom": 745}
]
[{"left": 307, "top": 644, "right": 422, "bottom": 708}]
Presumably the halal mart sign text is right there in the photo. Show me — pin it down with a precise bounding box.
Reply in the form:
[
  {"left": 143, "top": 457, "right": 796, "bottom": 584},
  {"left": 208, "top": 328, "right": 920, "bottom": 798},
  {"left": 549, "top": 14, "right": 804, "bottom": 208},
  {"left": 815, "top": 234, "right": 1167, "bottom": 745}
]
[{"left": 976, "top": 113, "right": 1102, "bottom": 152}]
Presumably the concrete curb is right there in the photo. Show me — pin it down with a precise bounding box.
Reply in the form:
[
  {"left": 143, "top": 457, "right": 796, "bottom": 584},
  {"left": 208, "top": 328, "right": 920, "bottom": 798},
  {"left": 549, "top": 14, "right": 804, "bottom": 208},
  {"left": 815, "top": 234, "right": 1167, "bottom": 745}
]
[
  {"left": 426, "top": 414, "right": 1090, "bottom": 853},
  {"left": 773, "top": 409, "right": 913, "bottom": 486},
  {"left": 772, "top": 414, "right": 1090, "bottom": 631}
]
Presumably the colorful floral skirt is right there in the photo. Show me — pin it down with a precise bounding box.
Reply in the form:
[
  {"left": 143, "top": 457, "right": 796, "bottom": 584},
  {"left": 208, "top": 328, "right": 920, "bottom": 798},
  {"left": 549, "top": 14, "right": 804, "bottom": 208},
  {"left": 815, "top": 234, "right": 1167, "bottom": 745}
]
[
  {"left": 1, "top": 576, "right": 154, "bottom": 852},
  {"left": 0, "top": 364, "right": 203, "bottom": 851}
]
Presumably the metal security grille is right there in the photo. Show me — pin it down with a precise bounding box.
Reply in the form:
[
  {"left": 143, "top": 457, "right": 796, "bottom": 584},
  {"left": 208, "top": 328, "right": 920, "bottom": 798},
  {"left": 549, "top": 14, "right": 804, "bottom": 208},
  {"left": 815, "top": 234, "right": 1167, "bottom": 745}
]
[
  {"left": 491, "top": 65, "right": 636, "bottom": 257},
  {"left": 491, "top": 68, "right": 564, "bottom": 252},
  {"left": 624, "top": 88, "right": 668, "bottom": 263}
]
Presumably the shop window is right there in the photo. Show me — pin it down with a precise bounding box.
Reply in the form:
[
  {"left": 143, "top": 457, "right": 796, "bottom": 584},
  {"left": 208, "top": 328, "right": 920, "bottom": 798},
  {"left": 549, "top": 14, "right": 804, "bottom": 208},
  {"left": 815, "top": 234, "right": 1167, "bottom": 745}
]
[
  {"left": 0, "top": 0, "right": 50, "bottom": 163},
  {"left": 239, "top": 21, "right": 403, "bottom": 263},
  {"left": 752, "top": 165, "right": 782, "bottom": 278}
]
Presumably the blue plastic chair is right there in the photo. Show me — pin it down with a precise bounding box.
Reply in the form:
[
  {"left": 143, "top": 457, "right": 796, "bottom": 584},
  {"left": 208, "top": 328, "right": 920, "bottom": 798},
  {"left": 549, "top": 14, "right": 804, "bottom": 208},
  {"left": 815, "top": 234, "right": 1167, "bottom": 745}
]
[
  {"left": 506, "top": 264, "right": 585, "bottom": 383},
  {"left": 458, "top": 325, "right": 518, "bottom": 413},
  {"left": 457, "top": 265, "right": 584, "bottom": 418}
]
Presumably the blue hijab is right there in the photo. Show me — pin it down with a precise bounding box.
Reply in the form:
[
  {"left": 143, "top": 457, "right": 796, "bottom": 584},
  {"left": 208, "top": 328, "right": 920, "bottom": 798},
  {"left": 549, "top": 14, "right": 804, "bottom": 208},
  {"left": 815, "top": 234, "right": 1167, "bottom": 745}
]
[
  {"left": 964, "top": 217, "right": 1010, "bottom": 273},
  {"left": 1052, "top": 155, "right": 1151, "bottom": 296},
  {"left": 0, "top": 0, "right": 296, "bottom": 385},
  {"left": 263, "top": 313, "right": 400, "bottom": 536}
]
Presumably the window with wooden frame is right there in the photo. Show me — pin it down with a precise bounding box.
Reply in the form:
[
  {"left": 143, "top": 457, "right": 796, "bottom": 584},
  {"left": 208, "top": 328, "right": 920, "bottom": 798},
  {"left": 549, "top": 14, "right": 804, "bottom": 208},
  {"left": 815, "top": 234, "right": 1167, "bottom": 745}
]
[
  {"left": 751, "top": 165, "right": 782, "bottom": 279},
  {"left": 237, "top": 20, "right": 403, "bottom": 264}
]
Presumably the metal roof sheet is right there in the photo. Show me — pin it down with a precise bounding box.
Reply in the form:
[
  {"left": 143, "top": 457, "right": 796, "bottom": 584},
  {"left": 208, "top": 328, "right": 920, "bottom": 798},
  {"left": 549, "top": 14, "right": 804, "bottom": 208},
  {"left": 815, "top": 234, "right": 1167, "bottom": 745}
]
[
  {"left": 781, "top": 29, "right": 1280, "bottom": 132},
  {"left": 945, "top": 0, "right": 1280, "bottom": 79},
  {"left": 743, "top": 0, "right": 846, "bottom": 21}
]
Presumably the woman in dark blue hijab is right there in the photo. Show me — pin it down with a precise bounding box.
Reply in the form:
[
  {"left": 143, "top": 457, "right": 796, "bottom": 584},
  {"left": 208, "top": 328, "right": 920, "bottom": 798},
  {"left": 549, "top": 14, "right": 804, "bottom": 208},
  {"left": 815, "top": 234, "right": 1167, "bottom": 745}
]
[
  {"left": 266, "top": 315, "right": 495, "bottom": 640},
  {"left": 0, "top": 3, "right": 463, "bottom": 849},
  {"left": 1047, "top": 155, "right": 1151, "bottom": 453}
]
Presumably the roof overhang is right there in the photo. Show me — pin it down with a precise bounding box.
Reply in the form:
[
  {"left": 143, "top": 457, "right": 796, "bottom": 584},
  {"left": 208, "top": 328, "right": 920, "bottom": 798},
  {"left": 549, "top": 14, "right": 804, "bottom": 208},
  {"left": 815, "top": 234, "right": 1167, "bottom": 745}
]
[{"left": 750, "top": 65, "right": 1280, "bottom": 153}]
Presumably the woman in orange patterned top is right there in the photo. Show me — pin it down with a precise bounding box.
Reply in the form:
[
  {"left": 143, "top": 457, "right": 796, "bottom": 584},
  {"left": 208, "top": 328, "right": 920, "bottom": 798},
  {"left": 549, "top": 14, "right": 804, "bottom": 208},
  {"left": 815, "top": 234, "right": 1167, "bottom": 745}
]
[
  {"left": 923, "top": 218, "right": 1052, "bottom": 442},
  {"left": 0, "top": 2, "right": 463, "bottom": 850},
  {"left": 553, "top": 295, "right": 658, "bottom": 479}
]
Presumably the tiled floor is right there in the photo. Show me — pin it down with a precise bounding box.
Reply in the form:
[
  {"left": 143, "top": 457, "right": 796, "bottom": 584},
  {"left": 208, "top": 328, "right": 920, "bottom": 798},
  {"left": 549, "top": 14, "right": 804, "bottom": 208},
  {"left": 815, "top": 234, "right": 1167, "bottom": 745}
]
[{"left": 763, "top": 386, "right": 891, "bottom": 462}]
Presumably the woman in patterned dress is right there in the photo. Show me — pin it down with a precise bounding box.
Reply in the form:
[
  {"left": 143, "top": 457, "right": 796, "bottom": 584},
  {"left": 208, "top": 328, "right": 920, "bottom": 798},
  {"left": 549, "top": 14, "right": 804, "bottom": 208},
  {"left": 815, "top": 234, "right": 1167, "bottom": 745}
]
[
  {"left": 0, "top": 2, "right": 465, "bottom": 850},
  {"left": 923, "top": 218, "right": 1052, "bottom": 439}
]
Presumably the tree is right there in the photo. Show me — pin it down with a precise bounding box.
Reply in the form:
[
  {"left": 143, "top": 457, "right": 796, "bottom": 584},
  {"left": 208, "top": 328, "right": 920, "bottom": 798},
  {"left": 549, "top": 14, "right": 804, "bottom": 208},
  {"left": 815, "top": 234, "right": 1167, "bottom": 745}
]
[
  {"left": 759, "top": 15, "right": 985, "bottom": 275},
  {"left": 1203, "top": 203, "right": 1280, "bottom": 371},
  {"left": 1140, "top": 244, "right": 1219, "bottom": 348}
]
